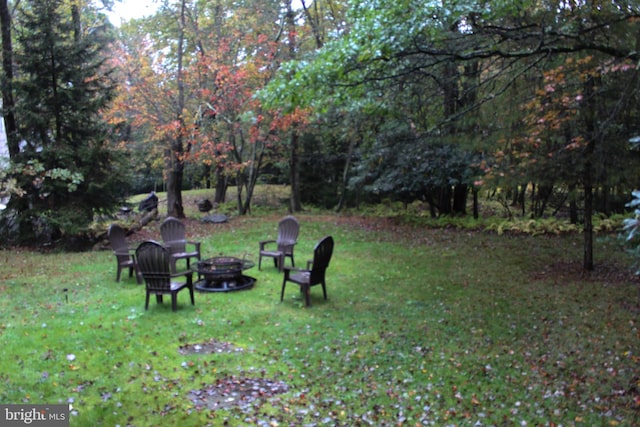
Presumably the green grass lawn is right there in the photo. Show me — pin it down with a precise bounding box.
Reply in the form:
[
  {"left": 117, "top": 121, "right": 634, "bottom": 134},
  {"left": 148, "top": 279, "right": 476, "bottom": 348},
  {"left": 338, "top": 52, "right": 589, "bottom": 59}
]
[{"left": 0, "top": 212, "right": 638, "bottom": 426}]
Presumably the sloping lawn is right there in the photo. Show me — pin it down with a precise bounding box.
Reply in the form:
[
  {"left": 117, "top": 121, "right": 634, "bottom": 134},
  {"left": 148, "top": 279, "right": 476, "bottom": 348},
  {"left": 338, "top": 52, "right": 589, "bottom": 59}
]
[{"left": 0, "top": 214, "right": 638, "bottom": 426}]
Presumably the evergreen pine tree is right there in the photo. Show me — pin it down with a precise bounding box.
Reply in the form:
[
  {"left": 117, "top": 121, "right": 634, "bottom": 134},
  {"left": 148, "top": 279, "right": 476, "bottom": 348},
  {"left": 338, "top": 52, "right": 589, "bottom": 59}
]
[{"left": 9, "top": 0, "right": 129, "bottom": 245}]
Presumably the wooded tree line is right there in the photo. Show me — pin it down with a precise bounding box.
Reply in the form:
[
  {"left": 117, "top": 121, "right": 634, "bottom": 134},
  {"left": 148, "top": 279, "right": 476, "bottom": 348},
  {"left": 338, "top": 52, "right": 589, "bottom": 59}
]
[{"left": 1, "top": 0, "right": 640, "bottom": 269}]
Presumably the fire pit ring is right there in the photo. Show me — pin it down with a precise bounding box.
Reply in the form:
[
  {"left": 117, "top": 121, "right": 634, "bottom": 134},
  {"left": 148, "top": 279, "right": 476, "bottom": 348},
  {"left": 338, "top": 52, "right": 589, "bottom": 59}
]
[{"left": 194, "top": 256, "right": 256, "bottom": 292}]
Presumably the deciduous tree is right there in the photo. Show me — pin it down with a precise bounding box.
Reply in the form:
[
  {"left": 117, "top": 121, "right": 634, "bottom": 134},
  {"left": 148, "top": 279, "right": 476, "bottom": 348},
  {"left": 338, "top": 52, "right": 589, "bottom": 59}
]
[{"left": 264, "top": 0, "right": 640, "bottom": 270}]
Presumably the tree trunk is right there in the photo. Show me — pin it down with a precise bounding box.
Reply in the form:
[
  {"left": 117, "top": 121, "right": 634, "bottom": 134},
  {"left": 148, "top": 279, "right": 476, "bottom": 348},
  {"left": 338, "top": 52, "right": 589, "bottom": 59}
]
[
  {"left": 166, "top": 0, "right": 187, "bottom": 218},
  {"left": 289, "top": 131, "right": 302, "bottom": 212},
  {"left": 443, "top": 61, "right": 459, "bottom": 118},
  {"left": 213, "top": 165, "right": 227, "bottom": 204},
  {"left": 236, "top": 170, "right": 249, "bottom": 215},
  {"left": 582, "top": 75, "right": 597, "bottom": 271},
  {"left": 534, "top": 184, "right": 553, "bottom": 218},
  {"left": 0, "top": 0, "right": 17, "bottom": 158},
  {"left": 472, "top": 188, "right": 479, "bottom": 219},
  {"left": 165, "top": 145, "right": 185, "bottom": 218},
  {"left": 568, "top": 183, "right": 578, "bottom": 224},
  {"left": 336, "top": 131, "right": 357, "bottom": 212},
  {"left": 299, "top": 0, "right": 324, "bottom": 49},
  {"left": 452, "top": 184, "right": 467, "bottom": 215},
  {"left": 285, "top": 0, "right": 302, "bottom": 213},
  {"left": 583, "top": 151, "right": 594, "bottom": 271},
  {"left": 438, "top": 186, "right": 452, "bottom": 215}
]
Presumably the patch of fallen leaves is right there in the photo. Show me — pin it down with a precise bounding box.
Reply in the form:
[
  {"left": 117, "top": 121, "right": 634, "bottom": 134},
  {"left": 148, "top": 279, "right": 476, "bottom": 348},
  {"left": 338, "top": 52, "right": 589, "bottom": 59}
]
[
  {"left": 188, "top": 375, "right": 289, "bottom": 410},
  {"left": 178, "top": 339, "right": 244, "bottom": 355},
  {"left": 531, "top": 261, "right": 637, "bottom": 286},
  {"left": 180, "top": 340, "right": 288, "bottom": 411}
]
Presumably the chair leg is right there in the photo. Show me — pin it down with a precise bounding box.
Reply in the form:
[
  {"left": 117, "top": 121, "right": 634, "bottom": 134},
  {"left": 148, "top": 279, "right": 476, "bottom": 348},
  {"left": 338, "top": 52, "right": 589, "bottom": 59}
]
[
  {"left": 145, "top": 292, "right": 150, "bottom": 310},
  {"left": 172, "top": 294, "right": 178, "bottom": 311},
  {"left": 156, "top": 295, "right": 163, "bottom": 304},
  {"left": 322, "top": 281, "right": 327, "bottom": 300},
  {"left": 280, "top": 279, "right": 287, "bottom": 301},
  {"left": 303, "top": 284, "right": 311, "bottom": 307},
  {"left": 189, "top": 287, "right": 195, "bottom": 305},
  {"left": 116, "top": 265, "right": 122, "bottom": 282}
]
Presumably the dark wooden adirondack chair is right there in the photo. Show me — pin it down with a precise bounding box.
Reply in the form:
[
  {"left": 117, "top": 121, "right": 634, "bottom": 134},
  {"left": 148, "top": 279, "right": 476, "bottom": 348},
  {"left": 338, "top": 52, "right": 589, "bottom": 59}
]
[
  {"left": 281, "top": 236, "right": 334, "bottom": 307},
  {"left": 135, "top": 241, "right": 195, "bottom": 311},
  {"left": 107, "top": 224, "right": 141, "bottom": 283},
  {"left": 259, "top": 215, "right": 300, "bottom": 271},
  {"left": 160, "top": 217, "right": 201, "bottom": 273}
]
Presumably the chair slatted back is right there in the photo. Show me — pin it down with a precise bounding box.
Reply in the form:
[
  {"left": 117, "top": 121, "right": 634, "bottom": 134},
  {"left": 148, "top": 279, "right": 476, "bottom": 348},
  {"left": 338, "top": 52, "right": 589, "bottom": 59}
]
[
  {"left": 108, "top": 224, "right": 130, "bottom": 263},
  {"left": 161, "top": 217, "right": 187, "bottom": 254},
  {"left": 309, "top": 236, "right": 334, "bottom": 285},
  {"left": 136, "top": 241, "right": 172, "bottom": 292},
  {"left": 277, "top": 216, "right": 300, "bottom": 255}
]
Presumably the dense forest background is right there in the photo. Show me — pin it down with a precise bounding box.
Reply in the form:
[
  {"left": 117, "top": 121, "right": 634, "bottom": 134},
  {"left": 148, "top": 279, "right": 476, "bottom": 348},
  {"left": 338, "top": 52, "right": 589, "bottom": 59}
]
[{"left": 1, "top": 0, "right": 640, "bottom": 270}]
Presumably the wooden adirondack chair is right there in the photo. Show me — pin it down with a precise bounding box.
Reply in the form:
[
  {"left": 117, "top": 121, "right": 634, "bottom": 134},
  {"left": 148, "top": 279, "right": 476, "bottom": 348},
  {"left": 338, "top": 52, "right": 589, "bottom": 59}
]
[
  {"left": 259, "top": 216, "right": 299, "bottom": 271},
  {"left": 135, "top": 241, "right": 195, "bottom": 311},
  {"left": 160, "top": 217, "right": 201, "bottom": 273},
  {"left": 107, "top": 223, "right": 141, "bottom": 284},
  {"left": 281, "top": 236, "right": 334, "bottom": 307}
]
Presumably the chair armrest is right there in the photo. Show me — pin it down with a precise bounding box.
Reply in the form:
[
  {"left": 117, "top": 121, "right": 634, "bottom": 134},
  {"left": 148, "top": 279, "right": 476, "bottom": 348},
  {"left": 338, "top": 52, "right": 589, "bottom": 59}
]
[
  {"left": 163, "top": 240, "right": 178, "bottom": 249},
  {"left": 186, "top": 240, "right": 201, "bottom": 251},
  {"left": 283, "top": 266, "right": 300, "bottom": 280},
  {"left": 171, "top": 269, "right": 194, "bottom": 282},
  {"left": 114, "top": 247, "right": 135, "bottom": 256},
  {"left": 259, "top": 239, "right": 276, "bottom": 250},
  {"left": 283, "top": 266, "right": 307, "bottom": 278}
]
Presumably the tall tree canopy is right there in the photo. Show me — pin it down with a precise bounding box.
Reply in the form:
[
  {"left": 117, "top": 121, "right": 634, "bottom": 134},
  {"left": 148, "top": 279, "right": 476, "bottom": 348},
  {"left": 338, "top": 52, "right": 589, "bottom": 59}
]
[
  {"left": 107, "top": 0, "right": 301, "bottom": 216},
  {"left": 261, "top": 0, "right": 640, "bottom": 270}
]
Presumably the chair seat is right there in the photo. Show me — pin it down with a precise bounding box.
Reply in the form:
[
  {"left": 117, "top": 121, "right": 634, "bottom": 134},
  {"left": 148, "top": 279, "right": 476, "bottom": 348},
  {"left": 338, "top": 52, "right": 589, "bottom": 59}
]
[
  {"left": 147, "top": 281, "right": 188, "bottom": 293},
  {"left": 288, "top": 271, "right": 310, "bottom": 284},
  {"left": 261, "top": 250, "right": 283, "bottom": 257},
  {"left": 170, "top": 281, "right": 189, "bottom": 291},
  {"left": 119, "top": 261, "right": 136, "bottom": 274},
  {"left": 172, "top": 251, "right": 199, "bottom": 259}
]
